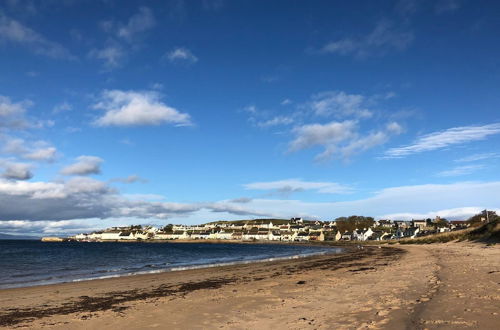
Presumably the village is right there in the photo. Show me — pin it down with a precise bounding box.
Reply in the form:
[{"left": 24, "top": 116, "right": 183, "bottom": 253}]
[{"left": 69, "top": 216, "right": 472, "bottom": 243}]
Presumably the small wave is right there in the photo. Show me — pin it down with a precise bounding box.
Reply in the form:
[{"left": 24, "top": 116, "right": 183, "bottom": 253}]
[{"left": 69, "top": 250, "right": 333, "bottom": 284}]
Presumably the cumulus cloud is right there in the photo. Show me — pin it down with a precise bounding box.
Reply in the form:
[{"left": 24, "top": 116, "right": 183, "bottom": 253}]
[
  {"left": 93, "top": 90, "right": 192, "bottom": 127},
  {"left": 318, "top": 20, "right": 413, "bottom": 58},
  {"left": 165, "top": 47, "right": 198, "bottom": 64},
  {"left": 288, "top": 120, "right": 402, "bottom": 161},
  {"left": 1, "top": 137, "right": 57, "bottom": 162},
  {"left": 24, "top": 146, "right": 57, "bottom": 162},
  {"left": 0, "top": 95, "right": 31, "bottom": 129},
  {"left": 0, "top": 96, "right": 56, "bottom": 134},
  {"left": 1, "top": 137, "right": 26, "bottom": 154},
  {"left": 0, "top": 14, "right": 74, "bottom": 59},
  {"left": 307, "top": 91, "right": 373, "bottom": 118},
  {"left": 244, "top": 179, "right": 353, "bottom": 195},
  {"left": 61, "top": 156, "right": 103, "bottom": 176},
  {"left": 0, "top": 161, "right": 33, "bottom": 180},
  {"left": 384, "top": 123, "right": 500, "bottom": 158},
  {"left": 289, "top": 120, "right": 358, "bottom": 152}
]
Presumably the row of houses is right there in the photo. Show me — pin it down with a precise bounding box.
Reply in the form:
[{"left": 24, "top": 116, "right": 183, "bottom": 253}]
[{"left": 71, "top": 217, "right": 470, "bottom": 243}]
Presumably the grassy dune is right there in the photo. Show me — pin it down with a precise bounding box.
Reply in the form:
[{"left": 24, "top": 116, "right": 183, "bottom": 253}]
[{"left": 394, "top": 219, "right": 500, "bottom": 245}]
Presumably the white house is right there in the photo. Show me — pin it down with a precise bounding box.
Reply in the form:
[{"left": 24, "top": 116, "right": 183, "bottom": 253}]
[
  {"left": 75, "top": 233, "right": 89, "bottom": 240},
  {"left": 100, "top": 231, "right": 122, "bottom": 240},
  {"left": 294, "top": 232, "right": 309, "bottom": 241}
]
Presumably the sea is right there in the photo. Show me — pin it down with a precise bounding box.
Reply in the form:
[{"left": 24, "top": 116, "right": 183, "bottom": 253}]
[{"left": 0, "top": 240, "right": 341, "bottom": 289}]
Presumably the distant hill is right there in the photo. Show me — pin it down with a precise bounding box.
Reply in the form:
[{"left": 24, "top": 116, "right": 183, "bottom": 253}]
[{"left": 0, "top": 233, "right": 40, "bottom": 240}]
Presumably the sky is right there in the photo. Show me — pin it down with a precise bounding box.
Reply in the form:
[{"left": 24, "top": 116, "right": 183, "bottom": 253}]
[{"left": 1, "top": 0, "right": 500, "bottom": 236}]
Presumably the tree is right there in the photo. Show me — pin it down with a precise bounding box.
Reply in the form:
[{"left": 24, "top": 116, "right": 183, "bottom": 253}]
[
  {"left": 434, "top": 218, "right": 449, "bottom": 228},
  {"left": 467, "top": 211, "right": 499, "bottom": 226},
  {"left": 335, "top": 215, "right": 375, "bottom": 233}
]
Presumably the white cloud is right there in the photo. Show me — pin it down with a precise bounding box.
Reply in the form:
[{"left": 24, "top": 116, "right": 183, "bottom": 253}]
[
  {"left": 436, "top": 164, "right": 485, "bottom": 177},
  {"left": 24, "top": 146, "right": 56, "bottom": 162},
  {"left": 93, "top": 90, "right": 192, "bottom": 127},
  {"left": 0, "top": 14, "right": 74, "bottom": 59},
  {"left": 52, "top": 101, "right": 72, "bottom": 114},
  {"left": 386, "top": 121, "right": 404, "bottom": 134},
  {"left": 0, "top": 95, "right": 31, "bottom": 129},
  {"left": 0, "top": 219, "right": 100, "bottom": 235},
  {"left": 319, "top": 20, "right": 413, "bottom": 58},
  {"left": 1, "top": 137, "right": 26, "bottom": 154},
  {"left": 165, "top": 47, "right": 198, "bottom": 64},
  {"left": 229, "top": 197, "right": 253, "bottom": 204},
  {"left": 257, "top": 116, "right": 294, "bottom": 128},
  {"left": 1, "top": 137, "right": 57, "bottom": 162},
  {"left": 289, "top": 120, "right": 358, "bottom": 152},
  {"left": 89, "top": 44, "right": 125, "bottom": 69},
  {"left": 381, "top": 207, "right": 497, "bottom": 221},
  {"left": 90, "top": 7, "right": 155, "bottom": 69},
  {"left": 0, "top": 161, "right": 33, "bottom": 180},
  {"left": 385, "top": 123, "right": 500, "bottom": 158},
  {"left": 289, "top": 120, "right": 402, "bottom": 161},
  {"left": 231, "top": 181, "right": 500, "bottom": 221},
  {"left": 117, "top": 7, "right": 156, "bottom": 41},
  {"left": 331, "top": 131, "right": 390, "bottom": 161},
  {"left": 123, "top": 193, "right": 165, "bottom": 201},
  {"left": 308, "top": 91, "right": 373, "bottom": 118},
  {"left": 243, "top": 105, "right": 258, "bottom": 114},
  {"left": 455, "top": 152, "right": 500, "bottom": 163},
  {"left": 281, "top": 99, "right": 292, "bottom": 105},
  {"left": 0, "top": 175, "right": 272, "bottom": 224},
  {"left": 244, "top": 178, "right": 353, "bottom": 195},
  {"left": 110, "top": 174, "right": 147, "bottom": 184},
  {"left": 61, "top": 156, "right": 103, "bottom": 176}
]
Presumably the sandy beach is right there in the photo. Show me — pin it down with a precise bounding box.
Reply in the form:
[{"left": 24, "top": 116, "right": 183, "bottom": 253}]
[{"left": 0, "top": 242, "right": 498, "bottom": 329}]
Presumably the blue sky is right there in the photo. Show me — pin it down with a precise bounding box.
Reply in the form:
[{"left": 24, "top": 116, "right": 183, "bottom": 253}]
[{"left": 1, "top": 0, "right": 499, "bottom": 235}]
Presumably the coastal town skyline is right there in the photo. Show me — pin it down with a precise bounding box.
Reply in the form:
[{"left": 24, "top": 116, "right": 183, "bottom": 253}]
[{"left": 1, "top": 0, "right": 500, "bottom": 237}]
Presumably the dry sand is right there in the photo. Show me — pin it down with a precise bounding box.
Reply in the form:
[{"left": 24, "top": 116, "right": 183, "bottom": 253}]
[{"left": 0, "top": 242, "right": 498, "bottom": 329}]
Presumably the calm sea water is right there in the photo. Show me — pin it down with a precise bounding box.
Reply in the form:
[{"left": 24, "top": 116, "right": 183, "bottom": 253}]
[{"left": 0, "top": 240, "right": 340, "bottom": 289}]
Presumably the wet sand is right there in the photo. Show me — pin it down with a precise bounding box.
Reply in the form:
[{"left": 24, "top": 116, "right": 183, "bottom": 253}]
[{"left": 0, "top": 242, "right": 498, "bottom": 329}]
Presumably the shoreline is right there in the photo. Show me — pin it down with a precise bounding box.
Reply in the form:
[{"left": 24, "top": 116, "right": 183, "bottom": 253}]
[
  {"left": 0, "top": 244, "right": 344, "bottom": 291},
  {"left": 0, "top": 245, "right": 366, "bottom": 327},
  {"left": 1, "top": 242, "right": 498, "bottom": 329}
]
